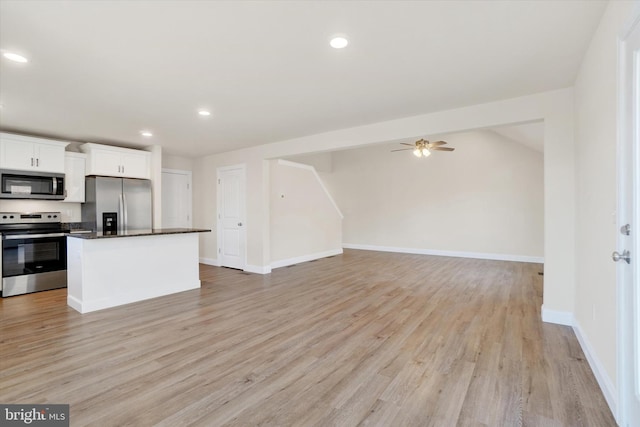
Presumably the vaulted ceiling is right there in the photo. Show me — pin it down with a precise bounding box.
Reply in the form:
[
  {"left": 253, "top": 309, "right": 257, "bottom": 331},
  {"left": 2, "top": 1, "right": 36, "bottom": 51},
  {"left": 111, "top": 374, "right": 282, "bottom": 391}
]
[{"left": 0, "top": 0, "right": 606, "bottom": 157}]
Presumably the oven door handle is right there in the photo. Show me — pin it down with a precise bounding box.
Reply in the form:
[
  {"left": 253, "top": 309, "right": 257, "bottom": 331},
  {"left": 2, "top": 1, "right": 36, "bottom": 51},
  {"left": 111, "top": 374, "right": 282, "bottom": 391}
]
[{"left": 3, "top": 233, "right": 68, "bottom": 240}]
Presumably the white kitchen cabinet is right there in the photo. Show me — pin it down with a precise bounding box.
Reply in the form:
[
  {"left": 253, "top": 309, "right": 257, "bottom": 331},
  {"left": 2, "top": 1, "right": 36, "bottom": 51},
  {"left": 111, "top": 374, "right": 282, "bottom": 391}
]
[
  {"left": 0, "top": 132, "right": 68, "bottom": 173},
  {"left": 63, "top": 152, "right": 86, "bottom": 203},
  {"left": 81, "top": 143, "right": 151, "bottom": 179},
  {"left": 120, "top": 150, "right": 150, "bottom": 178}
]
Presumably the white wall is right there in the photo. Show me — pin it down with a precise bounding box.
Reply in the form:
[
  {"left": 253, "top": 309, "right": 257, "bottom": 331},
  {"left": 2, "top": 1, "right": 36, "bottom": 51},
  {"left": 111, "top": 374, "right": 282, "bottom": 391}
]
[
  {"left": 193, "top": 88, "right": 574, "bottom": 314},
  {"left": 163, "top": 153, "right": 195, "bottom": 171},
  {"left": 324, "top": 130, "right": 543, "bottom": 260},
  {"left": 573, "top": 0, "right": 635, "bottom": 413},
  {"left": 269, "top": 160, "right": 342, "bottom": 267},
  {"left": 284, "top": 152, "right": 333, "bottom": 173}
]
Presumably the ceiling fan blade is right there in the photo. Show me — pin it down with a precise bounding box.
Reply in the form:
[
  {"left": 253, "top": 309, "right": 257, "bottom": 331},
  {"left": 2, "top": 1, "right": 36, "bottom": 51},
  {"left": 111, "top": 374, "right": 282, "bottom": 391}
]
[
  {"left": 428, "top": 141, "right": 448, "bottom": 146},
  {"left": 430, "top": 147, "right": 455, "bottom": 151},
  {"left": 400, "top": 142, "right": 416, "bottom": 147},
  {"left": 391, "top": 148, "right": 413, "bottom": 152}
]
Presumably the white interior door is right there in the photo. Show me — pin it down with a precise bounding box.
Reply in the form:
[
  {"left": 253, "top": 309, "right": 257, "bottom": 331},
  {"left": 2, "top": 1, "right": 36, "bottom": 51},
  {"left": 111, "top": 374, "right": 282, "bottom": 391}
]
[
  {"left": 617, "top": 14, "right": 640, "bottom": 427},
  {"left": 161, "top": 169, "right": 192, "bottom": 228},
  {"left": 217, "top": 165, "right": 246, "bottom": 270}
]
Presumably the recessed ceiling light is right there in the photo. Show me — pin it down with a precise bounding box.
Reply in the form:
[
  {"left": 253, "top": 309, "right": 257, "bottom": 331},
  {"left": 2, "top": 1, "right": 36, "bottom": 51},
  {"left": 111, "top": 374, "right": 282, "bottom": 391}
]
[
  {"left": 330, "top": 37, "right": 348, "bottom": 49},
  {"left": 140, "top": 131, "right": 153, "bottom": 137},
  {"left": 198, "top": 110, "right": 211, "bottom": 116},
  {"left": 2, "top": 52, "right": 28, "bottom": 63}
]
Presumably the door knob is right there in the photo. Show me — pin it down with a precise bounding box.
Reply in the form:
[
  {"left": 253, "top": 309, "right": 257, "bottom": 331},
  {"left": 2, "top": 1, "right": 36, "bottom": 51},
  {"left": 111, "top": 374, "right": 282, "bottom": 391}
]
[
  {"left": 620, "top": 224, "right": 631, "bottom": 235},
  {"left": 612, "top": 250, "right": 631, "bottom": 264},
  {"left": 238, "top": 222, "right": 243, "bottom": 226}
]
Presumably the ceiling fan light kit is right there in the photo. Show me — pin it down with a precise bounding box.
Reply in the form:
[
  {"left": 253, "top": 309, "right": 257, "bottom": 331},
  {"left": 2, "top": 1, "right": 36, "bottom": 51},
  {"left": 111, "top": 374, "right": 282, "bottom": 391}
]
[
  {"left": 413, "top": 147, "right": 431, "bottom": 158},
  {"left": 393, "top": 138, "right": 455, "bottom": 158}
]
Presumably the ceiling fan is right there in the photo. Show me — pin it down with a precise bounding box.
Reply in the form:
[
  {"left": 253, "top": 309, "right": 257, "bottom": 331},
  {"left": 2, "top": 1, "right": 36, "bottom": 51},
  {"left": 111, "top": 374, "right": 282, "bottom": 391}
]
[{"left": 392, "top": 138, "right": 455, "bottom": 158}]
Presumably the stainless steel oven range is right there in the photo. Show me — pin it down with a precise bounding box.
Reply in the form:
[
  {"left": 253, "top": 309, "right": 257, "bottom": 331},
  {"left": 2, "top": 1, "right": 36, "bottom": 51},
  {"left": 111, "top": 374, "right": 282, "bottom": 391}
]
[{"left": 0, "top": 212, "right": 69, "bottom": 297}]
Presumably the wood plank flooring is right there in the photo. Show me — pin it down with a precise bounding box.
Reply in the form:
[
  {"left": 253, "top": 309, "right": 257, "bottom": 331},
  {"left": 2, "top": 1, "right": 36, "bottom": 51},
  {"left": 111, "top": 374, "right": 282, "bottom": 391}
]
[{"left": 0, "top": 249, "right": 615, "bottom": 426}]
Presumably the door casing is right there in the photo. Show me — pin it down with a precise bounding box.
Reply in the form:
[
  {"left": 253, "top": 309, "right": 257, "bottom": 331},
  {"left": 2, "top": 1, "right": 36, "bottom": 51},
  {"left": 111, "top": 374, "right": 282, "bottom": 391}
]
[{"left": 617, "top": 7, "right": 640, "bottom": 426}]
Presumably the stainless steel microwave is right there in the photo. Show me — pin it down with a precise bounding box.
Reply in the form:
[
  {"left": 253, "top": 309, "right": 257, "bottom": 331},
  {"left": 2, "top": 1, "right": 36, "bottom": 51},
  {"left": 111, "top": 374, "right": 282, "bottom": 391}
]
[{"left": 0, "top": 169, "right": 65, "bottom": 200}]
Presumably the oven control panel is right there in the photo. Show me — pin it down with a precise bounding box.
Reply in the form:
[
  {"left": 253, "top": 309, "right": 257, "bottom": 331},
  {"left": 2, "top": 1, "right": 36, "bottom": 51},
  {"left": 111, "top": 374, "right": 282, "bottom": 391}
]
[{"left": 0, "top": 212, "right": 62, "bottom": 224}]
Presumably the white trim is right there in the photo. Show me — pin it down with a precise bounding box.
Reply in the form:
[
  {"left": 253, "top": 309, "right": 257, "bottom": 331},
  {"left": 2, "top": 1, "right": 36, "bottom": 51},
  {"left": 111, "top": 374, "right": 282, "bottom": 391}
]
[
  {"left": 540, "top": 305, "right": 574, "bottom": 326},
  {"left": 573, "top": 320, "right": 618, "bottom": 418},
  {"left": 199, "top": 257, "right": 219, "bottom": 266},
  {"left": 162, "top": 167, "right": 191, "bottom": 175},
  {"left": 244, "top": 264, "right": 272, "bottom": 275},
  {"left": 67, "top": 281, "right": 201, "bottom": 314},
  {"left": 67, "top": 294, "right": 83, "bottom": 313},
  {"left": 0, "top": 131, "right": 71, "bottom": 147},
  {"left": 277, "top": 159, "right": 343, "bottom": 219},
  {"left": 541, "top": 305, "right": 620, "bottom": 418},
  {"left": 271, "top": 248, "right": 343, "bottom": 269},
  {"left": 342, "top": 243, "right": 544, "bottom": 264},
  {"left": 621, "top": 1, "right": 640, "bottom": 40},
  {"left": 217, "top": 164, "right": 246, "bottom": 172},
  {"left": 617, "top": 6, "right": 640, "bottom": 425}
]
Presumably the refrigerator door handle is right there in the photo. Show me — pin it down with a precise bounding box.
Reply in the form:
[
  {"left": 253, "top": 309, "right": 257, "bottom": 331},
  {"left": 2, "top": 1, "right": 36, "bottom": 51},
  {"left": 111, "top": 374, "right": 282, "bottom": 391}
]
[
  {"left": 123, "top": 192, "right": 128, "bottom": 230},
  {"left": 118, "top": 193, "right": 124, "bottom": 233}
]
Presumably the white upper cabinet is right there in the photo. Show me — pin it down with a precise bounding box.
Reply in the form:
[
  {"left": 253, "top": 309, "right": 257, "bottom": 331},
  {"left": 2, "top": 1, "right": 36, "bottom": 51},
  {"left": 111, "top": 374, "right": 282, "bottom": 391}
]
[
  {"left": 63, "top": 152, "right": 86, "bottom": 203},
  {"left": 0, "top": 133, "right": 68, "bottom": 173},
  {"left": 91, "top": 148, "right": 121, "bottom": 175},
  {"left": 81, "top": 143, "right": 151, "bottom": 179},
  {"left": 120, "top": 150, "right": 150, "bottom": 178}
]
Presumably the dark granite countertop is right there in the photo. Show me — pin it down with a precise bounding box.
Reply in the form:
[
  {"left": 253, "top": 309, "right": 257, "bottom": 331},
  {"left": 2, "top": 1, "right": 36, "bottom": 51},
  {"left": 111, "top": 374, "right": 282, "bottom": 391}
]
[{"left": 67, "top": 228, "right": 211, "bottom": 239}]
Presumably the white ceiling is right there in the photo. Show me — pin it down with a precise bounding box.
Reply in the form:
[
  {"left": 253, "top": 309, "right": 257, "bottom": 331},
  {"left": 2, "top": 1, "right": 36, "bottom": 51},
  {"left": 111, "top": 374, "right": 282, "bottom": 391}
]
[{"left": 0, "top": 0, "right": 606, "bottom": 157}]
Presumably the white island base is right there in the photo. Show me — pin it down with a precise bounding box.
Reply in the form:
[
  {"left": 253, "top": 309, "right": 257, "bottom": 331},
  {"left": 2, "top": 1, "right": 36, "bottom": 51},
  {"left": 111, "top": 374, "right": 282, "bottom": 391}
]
[{"left": 67, "top": 232, "right": 202, "bottom": 313}]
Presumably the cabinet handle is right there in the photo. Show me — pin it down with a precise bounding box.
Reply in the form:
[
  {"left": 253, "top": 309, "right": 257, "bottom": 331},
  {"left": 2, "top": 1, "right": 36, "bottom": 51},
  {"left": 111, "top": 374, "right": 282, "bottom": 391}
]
[
  {"left": 36, "top": 158, "right": 39, "bottom": 167},
  {"left": 118, "top": 165, "right": 121, "bottom": 173},
  {"left": 122, "top": 165, "right": 125, "bottom": 174},
  {"left": 31, "top": 158, "right": 34, "bottom": 167}
]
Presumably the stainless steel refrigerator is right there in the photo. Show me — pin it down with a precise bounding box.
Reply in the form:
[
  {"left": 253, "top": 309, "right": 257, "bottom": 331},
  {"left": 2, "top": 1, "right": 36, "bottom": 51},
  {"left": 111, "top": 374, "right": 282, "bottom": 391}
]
[{"left": 82, "top": 176, "right": 152, "bottom": 233}]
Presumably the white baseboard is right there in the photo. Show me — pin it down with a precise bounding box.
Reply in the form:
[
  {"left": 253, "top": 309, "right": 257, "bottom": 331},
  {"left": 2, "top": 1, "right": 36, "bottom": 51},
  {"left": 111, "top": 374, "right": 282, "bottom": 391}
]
[
  {"left": 200, "top": 259, "right": 272, "bottom": 274},
  {"left": 540, "top": 308, "right": 618, "bottom": 420},
  {"left": 67, "top": 295, "right": 83, "bottom": 313},
  {"left": 342, "top": 243, "right": 544, "bottom": 264},
  {"left": 540, "top": 305, "right": 574, "bottom": 326},
  {"left": 271, "top": 248, "right": 343, "bottom": 269},
  {"left": 244, "top": 264, "right": 272, "bottom": 275},
  {"left": 67, "top": 280, "right": 201, "bottom": 314},
  {"left": 573, "top": 320, "right": 617, "bottom": 419}
]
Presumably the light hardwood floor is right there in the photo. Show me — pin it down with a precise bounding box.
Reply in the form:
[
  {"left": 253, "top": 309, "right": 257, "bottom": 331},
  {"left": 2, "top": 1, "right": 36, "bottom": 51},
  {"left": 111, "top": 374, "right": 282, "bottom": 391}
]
[{"left": 0, "top": 249, "right": 615, "bottom": 426}]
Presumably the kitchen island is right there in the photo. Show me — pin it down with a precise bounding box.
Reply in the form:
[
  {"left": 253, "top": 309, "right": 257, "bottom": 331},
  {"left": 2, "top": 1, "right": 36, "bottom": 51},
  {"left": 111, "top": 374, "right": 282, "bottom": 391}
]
[{"left": 66, "top": 228, "right": 210, "bottom": 313}]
